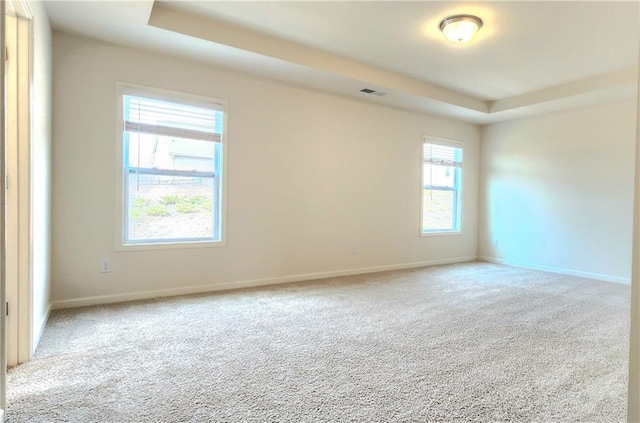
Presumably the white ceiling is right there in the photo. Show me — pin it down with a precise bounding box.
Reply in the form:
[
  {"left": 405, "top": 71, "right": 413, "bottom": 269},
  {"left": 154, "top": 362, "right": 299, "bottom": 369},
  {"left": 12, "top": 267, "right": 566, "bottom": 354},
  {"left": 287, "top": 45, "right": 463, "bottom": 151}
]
[{"left": 43, "top": 1, "right": 640, "bottom": 124}]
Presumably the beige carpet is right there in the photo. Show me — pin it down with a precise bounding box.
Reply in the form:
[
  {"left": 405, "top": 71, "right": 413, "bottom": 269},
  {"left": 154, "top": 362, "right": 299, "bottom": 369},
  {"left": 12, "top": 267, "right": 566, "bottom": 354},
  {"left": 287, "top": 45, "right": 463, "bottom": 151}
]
[{"left": 6, "top": 262, "right": 630, "bottom": 422}]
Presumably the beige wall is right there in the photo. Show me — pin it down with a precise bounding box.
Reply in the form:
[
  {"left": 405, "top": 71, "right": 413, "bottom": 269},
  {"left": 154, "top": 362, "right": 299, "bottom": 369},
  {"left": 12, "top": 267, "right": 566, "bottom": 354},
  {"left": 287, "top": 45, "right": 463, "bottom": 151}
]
[
  {"left": 51, "top": 32, "right": 480, "bottom": 306},
  {"left": 479, "top": 98, "right": 637, "bottom": 283},
  {"left": 31, "top": 0, "right": 52, "bottom": 350}
]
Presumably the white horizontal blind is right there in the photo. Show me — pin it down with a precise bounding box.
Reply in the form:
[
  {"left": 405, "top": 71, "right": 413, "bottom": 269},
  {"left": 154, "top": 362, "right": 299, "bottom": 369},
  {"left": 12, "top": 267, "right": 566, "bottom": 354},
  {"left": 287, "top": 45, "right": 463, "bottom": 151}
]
[
  {"left": 124, "top": 95, "right": 222, "bottom": 142},
  {"left": 423, "top": 142, "right": 463, "bottom": 168}
]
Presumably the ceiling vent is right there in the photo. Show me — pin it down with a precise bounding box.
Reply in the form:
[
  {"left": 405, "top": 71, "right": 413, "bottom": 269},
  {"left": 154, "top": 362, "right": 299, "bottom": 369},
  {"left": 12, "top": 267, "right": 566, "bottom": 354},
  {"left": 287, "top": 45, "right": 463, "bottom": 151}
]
[{"left": 360, "top": 88, "right": 387, "bottom": 97}]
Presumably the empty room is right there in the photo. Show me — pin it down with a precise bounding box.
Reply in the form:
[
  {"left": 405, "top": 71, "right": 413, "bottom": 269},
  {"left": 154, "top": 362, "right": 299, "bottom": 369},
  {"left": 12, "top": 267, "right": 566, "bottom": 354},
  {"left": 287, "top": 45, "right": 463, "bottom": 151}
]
[{"left": 2, "top": 0, "right": 640, "bottom": 422}]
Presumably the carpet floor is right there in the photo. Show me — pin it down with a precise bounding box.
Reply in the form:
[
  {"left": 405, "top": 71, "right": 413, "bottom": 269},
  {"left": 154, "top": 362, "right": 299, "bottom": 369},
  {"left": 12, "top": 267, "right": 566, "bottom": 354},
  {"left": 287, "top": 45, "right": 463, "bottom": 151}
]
[{"left": 6, "top": 262, "right": 631, "bottom": 422}]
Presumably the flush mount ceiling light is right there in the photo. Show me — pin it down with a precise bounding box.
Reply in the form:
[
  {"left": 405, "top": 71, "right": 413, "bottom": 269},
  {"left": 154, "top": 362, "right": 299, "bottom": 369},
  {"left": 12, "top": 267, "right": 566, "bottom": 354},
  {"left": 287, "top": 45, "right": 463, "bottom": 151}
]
[{"left": 439, "top": 14, "right": 483, "bottom": 44}]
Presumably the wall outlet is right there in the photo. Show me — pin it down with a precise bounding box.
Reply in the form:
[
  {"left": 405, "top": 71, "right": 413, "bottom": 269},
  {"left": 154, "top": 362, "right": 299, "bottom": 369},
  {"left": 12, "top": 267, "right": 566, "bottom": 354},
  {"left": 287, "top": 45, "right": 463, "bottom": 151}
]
[
  {"left": 100, "top": 258, "right": 111, "bottom": 273},
  {"left": 493, "top": 238, "right": 499, "bottom": 247},
  {"left": 351, "top": 243, "right": 358, "bottom": 254}
]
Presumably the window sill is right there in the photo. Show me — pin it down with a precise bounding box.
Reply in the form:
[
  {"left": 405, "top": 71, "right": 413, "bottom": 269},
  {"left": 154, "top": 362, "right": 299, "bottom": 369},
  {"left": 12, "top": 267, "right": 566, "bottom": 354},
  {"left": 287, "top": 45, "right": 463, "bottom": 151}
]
[
  {"left": 420, "top": 230, "right": 462, "bottom": 238},
  {"left": 116, "top": 239, "right": 226, "bottom": 252}
]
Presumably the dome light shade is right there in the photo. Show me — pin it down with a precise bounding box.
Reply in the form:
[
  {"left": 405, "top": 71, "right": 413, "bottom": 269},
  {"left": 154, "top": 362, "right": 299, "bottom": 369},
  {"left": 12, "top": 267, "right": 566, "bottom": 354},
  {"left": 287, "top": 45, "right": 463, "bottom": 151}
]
[{"left": 439, "top": 15, "right": 483, "bottom": 44}]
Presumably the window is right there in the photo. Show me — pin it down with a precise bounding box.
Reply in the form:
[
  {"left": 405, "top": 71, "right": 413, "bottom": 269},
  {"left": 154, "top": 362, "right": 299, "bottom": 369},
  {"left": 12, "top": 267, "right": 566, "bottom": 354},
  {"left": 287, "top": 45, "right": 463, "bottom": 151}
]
[
  {"left": 119, "top": 86, "right": 226, "bottom": 247},
  {"left": 421, "top": 137, "right": 463, "bottom": 234}
]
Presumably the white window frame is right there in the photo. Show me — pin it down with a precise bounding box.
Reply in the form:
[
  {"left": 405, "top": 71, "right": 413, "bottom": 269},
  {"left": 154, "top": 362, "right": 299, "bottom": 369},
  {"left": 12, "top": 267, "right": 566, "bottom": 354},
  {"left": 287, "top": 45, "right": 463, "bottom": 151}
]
[
  {"left": 115, "top": 82, "right": 228, "bottom": 251},
  {"left": 420, "top": 135, "right": 463, "bottom": 237}
]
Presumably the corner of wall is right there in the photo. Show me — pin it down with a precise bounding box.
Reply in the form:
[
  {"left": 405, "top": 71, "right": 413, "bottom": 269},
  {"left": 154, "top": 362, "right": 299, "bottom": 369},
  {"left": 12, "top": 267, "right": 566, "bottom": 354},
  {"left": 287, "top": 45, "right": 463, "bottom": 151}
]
[{"left": 30, "top": 0, "right": 53, "bottom": 353}]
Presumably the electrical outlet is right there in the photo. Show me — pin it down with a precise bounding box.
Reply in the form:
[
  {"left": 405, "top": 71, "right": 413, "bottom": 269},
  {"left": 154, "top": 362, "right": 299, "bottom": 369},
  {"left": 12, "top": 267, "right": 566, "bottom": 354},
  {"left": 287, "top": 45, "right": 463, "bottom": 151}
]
[
  {"left": 351, "top": 243, "right": 358, "bottom": 254},
  {"left": 100, "top": 258, "right": 111, "bottom": 273},
  {"left": 493, "top": 238, "right": 499, "bottom": 247}
]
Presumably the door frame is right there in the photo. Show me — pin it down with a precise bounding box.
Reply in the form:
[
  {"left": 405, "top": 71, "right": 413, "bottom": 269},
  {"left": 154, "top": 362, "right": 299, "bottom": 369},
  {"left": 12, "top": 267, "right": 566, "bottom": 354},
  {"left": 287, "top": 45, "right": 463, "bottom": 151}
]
[
  {"left": 4, "top": 1, "right": 32, "bottom": 367},
  {"left": 0, "top": 0, "right": 7, "bottom": 420}
]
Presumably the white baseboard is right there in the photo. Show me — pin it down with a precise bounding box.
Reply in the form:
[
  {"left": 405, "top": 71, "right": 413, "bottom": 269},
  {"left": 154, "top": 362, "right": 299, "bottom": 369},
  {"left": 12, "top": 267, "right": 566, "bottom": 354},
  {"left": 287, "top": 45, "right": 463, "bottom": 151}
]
[
  {"left": 51, "top": 256, "right": 477, "bottom": 310},
  {"left": 479, "top": 256, "right": 631, "bottom": 285},
  {"left": 33, "top": 303, "right": 52, "bottom": 354}
]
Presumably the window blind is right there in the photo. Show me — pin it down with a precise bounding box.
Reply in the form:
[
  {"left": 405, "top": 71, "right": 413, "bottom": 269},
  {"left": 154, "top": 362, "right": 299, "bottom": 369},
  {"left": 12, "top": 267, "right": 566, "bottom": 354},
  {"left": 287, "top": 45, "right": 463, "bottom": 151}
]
[
  {"left": 124, "top": 95, "right": 223, "bottom": 143},
  {"left": 423, "top": 142, "right": 463, "bottom": 168}
]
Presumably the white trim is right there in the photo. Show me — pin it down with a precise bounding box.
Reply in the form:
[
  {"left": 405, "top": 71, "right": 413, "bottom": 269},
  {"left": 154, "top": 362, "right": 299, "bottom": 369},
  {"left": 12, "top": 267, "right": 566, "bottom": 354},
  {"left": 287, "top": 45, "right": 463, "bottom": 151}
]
[
  {"left": 117, "top": 239, "right": 226, "bottom": 252},
  {"left": 17, "top": 15, "right": 31, "bottom": 364},
  {"left": 0, "top": 0, "right": 7, "bottom": 415},
  {"left": 420, "top": 230, "right": 462, "bottom": 237},
  {"left": 114, "top": 82, "right": 229, "bottom": 251},
  {"left": 421, "top": 134, "right": 464, "bottom": 149},
  {"left": 32, "top": 302, "right": 51, "bottom": 353},
  {"left": 420, "top": 135, "right": 464, "bottom": 236},
  {"left": 51, "top": 256, "right": 477, "bottom": 310},
  {"left": 118, "top": 82, "right": 226, "bottom": 112},
  {"left": 479, "top": 256, "right": 631, "bottom": 285},
  {"left": 5, "top": 14, "right": 34, "bottom": 365}
]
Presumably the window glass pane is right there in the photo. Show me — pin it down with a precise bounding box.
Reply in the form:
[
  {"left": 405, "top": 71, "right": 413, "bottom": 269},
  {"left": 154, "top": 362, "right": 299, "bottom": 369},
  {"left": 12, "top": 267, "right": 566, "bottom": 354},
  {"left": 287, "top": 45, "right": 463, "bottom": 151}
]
[
  {"left": 422, "top": 189, "right": 454, "bottom": 231},
  {"left": 422, "top": 140, "right": 462, "bottom": 233},
  {"left": 423, "top": 164, "right": 455, "bottom": 188},
  {"left": 121, "top": 89, "right": 225, "bottom": 246},
  {"left": 126, "top": 173, "right": 215, "bottom": 242},
  {"left": 423, "top": 143, "right": 463, "bottom": 167},
  {"left": 127, "top": 133, "right": 215, "bottom": 173}
]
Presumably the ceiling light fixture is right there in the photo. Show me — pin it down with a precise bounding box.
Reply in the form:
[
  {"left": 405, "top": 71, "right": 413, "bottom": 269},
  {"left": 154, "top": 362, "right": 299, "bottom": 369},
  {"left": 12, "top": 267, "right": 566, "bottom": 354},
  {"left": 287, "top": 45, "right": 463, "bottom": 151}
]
[{"left": 439, "top": 14, "right": 483, "bottom": 44}]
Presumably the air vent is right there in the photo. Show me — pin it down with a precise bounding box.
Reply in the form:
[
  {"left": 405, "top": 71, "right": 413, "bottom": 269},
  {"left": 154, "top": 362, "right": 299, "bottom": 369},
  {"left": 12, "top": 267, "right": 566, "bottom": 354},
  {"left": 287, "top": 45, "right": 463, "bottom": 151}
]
[{"left": 360, "top": 88, "right": 387, "bottom": 97}]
